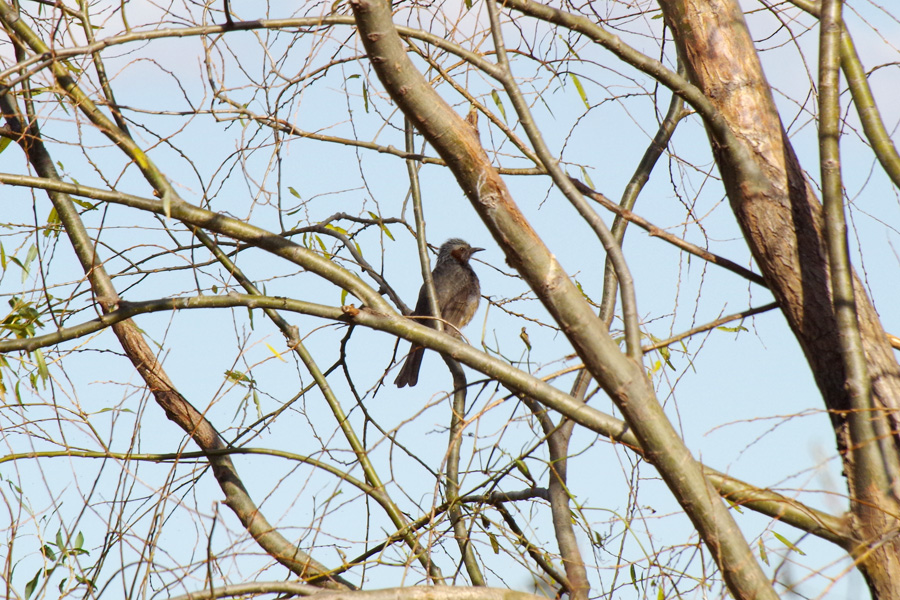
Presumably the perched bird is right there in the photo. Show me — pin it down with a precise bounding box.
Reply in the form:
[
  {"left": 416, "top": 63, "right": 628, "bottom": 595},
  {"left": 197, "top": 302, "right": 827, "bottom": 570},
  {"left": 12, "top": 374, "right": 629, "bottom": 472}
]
[{"left": 394, "top": 238, "right": 484, "bottom": 388}]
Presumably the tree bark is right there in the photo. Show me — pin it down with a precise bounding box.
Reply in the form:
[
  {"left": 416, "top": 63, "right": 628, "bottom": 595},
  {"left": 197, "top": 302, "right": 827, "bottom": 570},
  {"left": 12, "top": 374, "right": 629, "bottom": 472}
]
[
  {"left": 350, "top": 1, "right": 780, "bottom": 599},
  {"left": 658, "top": 0, "right": 900, "bottom": 596}
]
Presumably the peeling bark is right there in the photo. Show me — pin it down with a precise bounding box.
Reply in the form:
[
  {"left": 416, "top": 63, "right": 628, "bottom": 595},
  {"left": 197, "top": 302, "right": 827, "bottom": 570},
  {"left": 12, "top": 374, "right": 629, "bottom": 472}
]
[{"left": 658, "top": 0, "right": 900, "bottom": 596}]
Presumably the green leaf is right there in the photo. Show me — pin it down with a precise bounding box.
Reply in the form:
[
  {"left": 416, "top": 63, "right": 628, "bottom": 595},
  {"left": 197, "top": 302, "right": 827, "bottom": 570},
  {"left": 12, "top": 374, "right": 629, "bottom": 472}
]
[
  {"left": 579, "top": 165, "right": 594, "bottom": 189},
  {"left": 45, "top": 207, "right": 61, "bottom": 238},
  {"left": 0, "top": 136, "right": 12, "bottom": 154},
  {"left": 72, "top": 198, "right": 96, "bottom": 211},
  {"left": 21, "top": 244, "right": 38, "bottom": 283},
  {"left": 723, "top": 495, "right": 744, "bottom": 513},
  {"left": 34, "top": 349, "right": 49, "bottom": 384},
  {"left": 42, "top": 543, "right": 57, "bottom": 561},
  {"left": 658, "top": 345, "right": 672, "bottom": 368},
  {"left": 288, "top": 186, "right": 301, "bottom": 199},
  {"left": 225, "top": 370, "right": 253, "bottom": 386},
  {"left": 717, "top": 324, "right": 748, "bottom": 333},
  {"left": 514, "top": 459, "right": 534, "bottom": 484},
  {"left": 25, "top": 569, "right": 41, "bottom": 599},
  {"left": 773, "top": 532, "right": 805, "bottom": 555},
  {"left": 362, "top": 82, "right": 369, "bottom": 113},
  {"left": 368, "top": 211, "right": 395, "bottom": 241},
  {"left": 324, "top": 224, "right": 349, "bottom": 236},
  {"left": 252, "top": 389, "right": 262, "bottom": 419},
  {"left": 558, "top": 35, "right": 582, "bottom": 60},
  {"left": 657, "top": 583, "right": 664, "bottom": 600},
  {"left": 315, "top": 235, "right": 331, "bottom": 259},
  {"left": 570, "top": 73, "right": 590, "bottom": 109},
  {"left": 96, "top": 407, "right": 135, "bottom": 414},
  {"left": 646, "top": 334, "right": 675, "bottom": 371},
  {"left": 491, "top": 90, "right": 507, "bottom": 123},
  {"left": 488, "top": 531, "right": 500, "bottom": 554},
  {"left": 573, "top": 279, "right": 599, "bottom": 307},
  {"left": 63, "top": 59, "right": 82, "bottom": 75},
  {"left": 630, "top": 564, "right": 638, "bottom": 589},
  {"left": 758, "top": 538, "right": 769, "bottom": 565},
  {"left": 341, "top": 289, "right": 348, "bottom": 305}
]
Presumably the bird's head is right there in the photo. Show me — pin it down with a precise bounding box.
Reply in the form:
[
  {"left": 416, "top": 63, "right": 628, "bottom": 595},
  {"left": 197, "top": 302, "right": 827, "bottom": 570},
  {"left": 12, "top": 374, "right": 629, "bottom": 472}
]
[{"left": 438, "top": 238, "right": 484, "bottom": 265}]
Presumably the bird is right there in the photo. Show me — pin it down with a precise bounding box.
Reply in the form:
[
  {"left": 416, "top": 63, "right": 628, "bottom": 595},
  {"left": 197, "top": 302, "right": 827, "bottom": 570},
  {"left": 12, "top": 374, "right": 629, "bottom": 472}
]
[{"left": 394, "top": 238, "right": 484, "bottom": 388}]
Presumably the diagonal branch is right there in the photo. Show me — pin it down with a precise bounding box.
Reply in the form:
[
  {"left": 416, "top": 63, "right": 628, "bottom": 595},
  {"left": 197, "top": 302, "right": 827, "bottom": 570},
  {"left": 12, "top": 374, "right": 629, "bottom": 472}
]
[
  {"left": 0, "top": 92, "right": 351, "bottom": 588},
  {"left": 0, "top": 174, "right": 852, "bottom": 548},
  {"left": 347, "top": 2, "right": 779, "bottom": 598}
]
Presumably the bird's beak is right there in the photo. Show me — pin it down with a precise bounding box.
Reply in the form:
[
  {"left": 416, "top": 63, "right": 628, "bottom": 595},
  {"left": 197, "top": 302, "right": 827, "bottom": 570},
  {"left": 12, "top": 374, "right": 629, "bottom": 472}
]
[{"left": 472, "top": 247, "right": 485, "bottom": 254}]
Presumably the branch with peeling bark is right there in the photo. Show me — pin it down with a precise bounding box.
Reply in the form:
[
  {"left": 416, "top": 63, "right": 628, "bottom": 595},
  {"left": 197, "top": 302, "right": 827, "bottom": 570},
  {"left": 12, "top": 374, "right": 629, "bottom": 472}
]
[{"left": 347, "top": 2, "right": 779, "bottom": 598}]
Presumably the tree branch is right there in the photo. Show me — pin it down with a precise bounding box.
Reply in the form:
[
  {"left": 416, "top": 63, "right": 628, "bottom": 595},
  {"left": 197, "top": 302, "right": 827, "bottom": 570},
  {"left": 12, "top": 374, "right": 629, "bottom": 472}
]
[
  {"left": 348, "top": 2, "right": 780, "bottom": 598},
  {"left": 0, "top": 175, "right": 852, "bottom": 548}
]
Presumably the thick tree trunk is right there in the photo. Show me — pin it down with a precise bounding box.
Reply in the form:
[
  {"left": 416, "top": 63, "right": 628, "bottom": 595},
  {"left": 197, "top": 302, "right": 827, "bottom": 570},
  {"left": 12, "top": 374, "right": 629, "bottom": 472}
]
[{"left": 658, "top": 0, "right": 900, "bottom": 596}]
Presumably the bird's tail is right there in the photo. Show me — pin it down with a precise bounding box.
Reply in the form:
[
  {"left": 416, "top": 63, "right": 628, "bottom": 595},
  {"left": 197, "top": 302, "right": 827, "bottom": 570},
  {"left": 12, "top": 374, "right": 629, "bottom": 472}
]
[{"left": 394, "top": 345, "right": 425, "bottom": 387}]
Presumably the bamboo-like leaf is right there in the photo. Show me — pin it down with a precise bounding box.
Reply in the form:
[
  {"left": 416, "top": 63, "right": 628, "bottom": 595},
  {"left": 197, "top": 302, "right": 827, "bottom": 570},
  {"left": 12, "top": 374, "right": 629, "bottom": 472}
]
[
  {"left": 571, "top": 73, "right": 590, "bottom": 109},
  {"left": 773, "top": 532, "right": 805, "bottom": 555},
  {"left": 369, "top": 211, "right": 395, "bottom": 241},
  {"left": 225, "top": 370, "right": 253, "bottom": 385},
  {"left": 491, "top": 90, "right": 507, "bottom": 123},
  {"left": 266, "top": 343, "right": 287, "bottom": 362},
  {"left": 25, "top": 569, "right": 41, "bottom": 599},
  {"left": 579, "top": 165, "right": 595, "bottom": 189},
  {"left": 45, "top": 207, "right": 61, "bottom": 238},
  {"left": 723, "top": 495, "right": 744, "bottom": 513},
  {"left": 34, "top": 348, "right": 49, "bottom": 384},
  {"left": 43, "top": 543, "right": 57, "bottom": 561},
  {"left": 21, "top": 244, "right": 37, "bottom": 283},
  {"left": 558, "top": 35, "right": 582, "bottom": 60},
  {"left": 514, "top": 459, "right": 535, "bottom": 483},
  {"left": 316, "top": 235, "right": 331, "bottom": 259},
  {"left": 252, "top": 389, "right": 262, "bottom": 418}
]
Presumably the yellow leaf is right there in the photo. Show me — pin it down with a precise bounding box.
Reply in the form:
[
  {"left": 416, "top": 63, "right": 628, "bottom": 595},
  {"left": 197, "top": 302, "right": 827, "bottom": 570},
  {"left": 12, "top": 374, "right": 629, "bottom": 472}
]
[{"left": 266, "top": 343, "right": 287, "bottom": 362}]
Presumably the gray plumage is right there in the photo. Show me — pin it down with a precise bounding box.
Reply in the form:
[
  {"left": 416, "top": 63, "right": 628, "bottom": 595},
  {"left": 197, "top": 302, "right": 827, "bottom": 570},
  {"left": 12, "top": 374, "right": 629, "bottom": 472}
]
[{"left": 394, "top": 238, "right": 483, "bottom": 388}]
